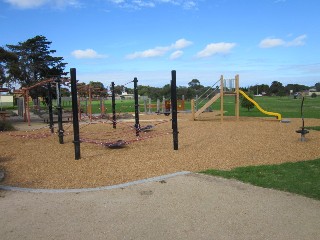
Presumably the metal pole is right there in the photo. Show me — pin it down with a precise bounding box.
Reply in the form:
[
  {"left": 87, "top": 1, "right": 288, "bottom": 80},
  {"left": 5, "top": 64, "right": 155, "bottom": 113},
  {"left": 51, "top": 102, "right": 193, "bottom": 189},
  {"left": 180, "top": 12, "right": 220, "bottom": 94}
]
[
  {"left": 111, "top": 82, "right": 116, "bottom": 129},
  {"left": 171, "top": 70, "right": 178, "bottom": 150},
  {"left": 56, "top": 77, "right": 64, "bottom": 144},
  {"left": 70, "top": 68, "right": 81, "bottom": 160},
  {"left": 133, "top": 77, "right": 140, "bottom": 137},
  {"left": 47, "top": 83, "right": 54, "bottom": 133}
]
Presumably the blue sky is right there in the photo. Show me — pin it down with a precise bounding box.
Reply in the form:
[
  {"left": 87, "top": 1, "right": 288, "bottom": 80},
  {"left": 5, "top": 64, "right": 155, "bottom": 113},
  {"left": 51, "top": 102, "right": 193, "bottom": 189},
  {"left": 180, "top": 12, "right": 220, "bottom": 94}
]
[{"left": 1, "top": 0, "right": 319, "bottom": 88}]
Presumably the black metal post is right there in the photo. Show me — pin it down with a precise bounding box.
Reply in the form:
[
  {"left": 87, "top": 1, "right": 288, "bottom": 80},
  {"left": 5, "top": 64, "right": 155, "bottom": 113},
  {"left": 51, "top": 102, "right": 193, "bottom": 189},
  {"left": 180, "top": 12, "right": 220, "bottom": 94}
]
[
  {"left": 111, "top": 82, "right": 116, "bottom": 129},
  {"left": 56, "top": 77, "right": 64, "bottom": 144},
  {"left": 133, "top": 77, "right": 140, "bottom": 137},
  {"left": 171, "top": 70, "right": 179, "bottom": 150},
  {"left": 47, "top": 83, "right": 54, "bottom": 133},
  {"left": 70, "top": 68, "right": 81, "bottom": 160}
]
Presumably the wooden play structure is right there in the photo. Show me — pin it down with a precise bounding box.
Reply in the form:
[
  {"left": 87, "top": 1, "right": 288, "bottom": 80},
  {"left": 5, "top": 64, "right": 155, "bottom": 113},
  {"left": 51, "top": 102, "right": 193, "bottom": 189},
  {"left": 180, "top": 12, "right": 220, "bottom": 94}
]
[
  {"left": 191, "top": 75, "right": 282, "bottom": 121},
  {"left": 13, "top": 77, "right": 72, "bottom": 126}
]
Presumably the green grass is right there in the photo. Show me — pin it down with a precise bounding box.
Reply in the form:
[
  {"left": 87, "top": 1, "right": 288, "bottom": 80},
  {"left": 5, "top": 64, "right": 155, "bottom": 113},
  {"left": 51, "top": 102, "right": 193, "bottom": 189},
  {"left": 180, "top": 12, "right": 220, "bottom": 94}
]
[
  {"left": 30, "top": 95, "right": 320, "bottom": 119},
  {"left": 200, "top": 159, "right": 320, "bottom": 200},
  {"left": 200, "top": 95, "right": 320, "bottom": 119},
  {"left": 305, "top": 126, "right": 320, "bottom": 131}
]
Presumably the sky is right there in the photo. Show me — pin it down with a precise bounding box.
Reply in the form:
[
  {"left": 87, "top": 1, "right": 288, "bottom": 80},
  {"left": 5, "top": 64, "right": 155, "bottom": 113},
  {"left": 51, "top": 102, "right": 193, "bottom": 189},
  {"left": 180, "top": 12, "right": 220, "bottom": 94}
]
[{"left": 0, "top": 0, "right": 319, "bottom": 88}]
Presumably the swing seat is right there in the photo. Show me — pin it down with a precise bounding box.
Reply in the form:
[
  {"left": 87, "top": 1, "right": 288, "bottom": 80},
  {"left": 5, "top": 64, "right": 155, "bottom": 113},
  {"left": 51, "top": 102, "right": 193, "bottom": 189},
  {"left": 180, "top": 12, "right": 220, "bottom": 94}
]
[
  {"left": 139, "top": 125, "right": 154, "bottom": 132},
  {"left": 296, "top": 129, "right": 309, "bottom": 135},
  {"left": 106, "top": 140, "right": 127, "bottom": 149}
]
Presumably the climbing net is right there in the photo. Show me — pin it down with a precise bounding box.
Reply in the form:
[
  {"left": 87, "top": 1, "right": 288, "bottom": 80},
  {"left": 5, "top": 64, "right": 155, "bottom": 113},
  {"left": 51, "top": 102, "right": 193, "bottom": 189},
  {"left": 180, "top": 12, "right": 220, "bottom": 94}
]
[{"left": 1, "top": 118, "right": 171, "bottom": 148}]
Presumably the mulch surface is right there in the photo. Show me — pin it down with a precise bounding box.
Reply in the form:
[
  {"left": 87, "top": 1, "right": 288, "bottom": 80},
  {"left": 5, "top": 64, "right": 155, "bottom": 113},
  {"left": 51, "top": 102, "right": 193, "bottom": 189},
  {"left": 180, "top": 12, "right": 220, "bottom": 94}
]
[{"left": 1, "top": 113, "right": 319, "bottom": 189}]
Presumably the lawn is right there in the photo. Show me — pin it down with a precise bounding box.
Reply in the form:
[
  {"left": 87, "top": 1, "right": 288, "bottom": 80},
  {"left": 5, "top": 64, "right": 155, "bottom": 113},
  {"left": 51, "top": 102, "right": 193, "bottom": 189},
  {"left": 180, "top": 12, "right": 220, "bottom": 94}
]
[
  {"left": 196, "top": 95, "right": 320, "bottom": 119},
  {"left": 200, "top": 159, "right": 320, "bottom": 200},
  {"left": 70, "top": 95, "right": 320, "bottom": 119}
]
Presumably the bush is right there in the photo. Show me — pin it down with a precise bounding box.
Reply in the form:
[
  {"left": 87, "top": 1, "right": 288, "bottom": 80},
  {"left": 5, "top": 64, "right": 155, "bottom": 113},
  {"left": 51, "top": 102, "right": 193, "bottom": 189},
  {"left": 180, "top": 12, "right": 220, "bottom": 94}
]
[
  {"left": 240, "top": 92, "right": 255, "bottom": 111},
  {"left": 0, "top": 120, "right": 15, "bottom": 131},
  {"left": 311, "top": 93, "right": 317, "bottom": 98}
]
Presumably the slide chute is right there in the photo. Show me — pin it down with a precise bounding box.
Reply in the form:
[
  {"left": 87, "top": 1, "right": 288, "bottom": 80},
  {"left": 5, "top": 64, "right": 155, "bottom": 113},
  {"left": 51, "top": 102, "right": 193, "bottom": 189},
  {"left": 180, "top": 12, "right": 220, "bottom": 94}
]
[{"left": 239, "top": 90, "right": 282, "bottom": 121}]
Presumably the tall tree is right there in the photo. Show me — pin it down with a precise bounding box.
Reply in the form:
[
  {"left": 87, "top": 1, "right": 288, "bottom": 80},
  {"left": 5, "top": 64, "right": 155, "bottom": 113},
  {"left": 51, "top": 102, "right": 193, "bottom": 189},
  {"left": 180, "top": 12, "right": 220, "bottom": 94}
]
[
  {"left": 6, "top": 35, "right": 67, "bottom": 99},
  {"left": 89, "top": 81, "right": 107, "bottom": 97},
  {"left": 314, "top": 82, "right": 320, "bottom": 92},
  {"left": 269, "top": 81, "right": 285, "bottom": 96},
  {"left": 249, "top": 84, "right": 270, "bottom": 95},
  {"left": 285, "top": 84, "right": 309, "bottom": 95},
  {"left": 0, "top": 46, "right": 18, "bottom": 88},
  {"left": 188, "top": 79, "right": 203, "bottom": 90}
]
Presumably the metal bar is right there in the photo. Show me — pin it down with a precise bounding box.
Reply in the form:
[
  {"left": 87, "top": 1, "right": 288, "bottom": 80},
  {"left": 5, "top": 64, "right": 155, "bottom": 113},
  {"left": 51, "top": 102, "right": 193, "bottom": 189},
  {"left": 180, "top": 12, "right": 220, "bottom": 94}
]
[
  {"left": 47, "top": 83, "right": 54, "bottom": 133},
  {"left": 111, "top": 82, "right": 116, "bottom": 129},
  {"left": 56, "top": 77, "right": 64, "bottom": 144},
  {"left": 133, "top": 77, "right": 140, "bottom": 137},
  {"left": 70, "top": 68, "right": 81, "bottom": 160},
  {"left": 171, "top": 70, "right": 178, "bottom": 150}
]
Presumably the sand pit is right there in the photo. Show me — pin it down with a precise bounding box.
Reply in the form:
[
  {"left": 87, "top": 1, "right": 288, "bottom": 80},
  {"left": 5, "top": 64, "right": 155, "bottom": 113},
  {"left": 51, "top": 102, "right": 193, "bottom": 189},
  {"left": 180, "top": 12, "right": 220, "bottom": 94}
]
[{"left": 0, "top": 113, "right": 320, "bottom": 189}]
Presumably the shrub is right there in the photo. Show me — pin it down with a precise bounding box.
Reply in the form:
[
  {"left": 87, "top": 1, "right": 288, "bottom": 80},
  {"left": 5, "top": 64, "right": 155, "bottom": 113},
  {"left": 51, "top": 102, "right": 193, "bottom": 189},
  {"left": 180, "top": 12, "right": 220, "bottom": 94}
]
[
  {"left": 240, "top": 92, "right": 255, "bottom": 111},
  {"left": 311, "top": 93, "right": 317, "bottom": 98},
  {"left": 0, "top": 120, "right": 15, "bottom": 131}
]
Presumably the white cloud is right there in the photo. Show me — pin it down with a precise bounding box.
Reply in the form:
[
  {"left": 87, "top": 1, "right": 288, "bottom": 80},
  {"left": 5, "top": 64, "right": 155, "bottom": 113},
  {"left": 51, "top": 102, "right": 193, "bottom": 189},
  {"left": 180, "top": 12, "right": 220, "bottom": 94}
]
[
  {"left": 71, "top": 49, "right": 107, "bottom": 59},
  {"left": 170, "top": 50, "right": 183, "bottom": 60},
  {"left": 4, "top": 0, "right": 48, "bottom": 8},
  {"left": 259, "top": 38, "right": 285, "bottom": 48},
  {"left": 196, "top": 42, "right": 236, "bottom": 58},
  {"left": 109, "top": 0, "right": 199, "bottom": 10},
  {"left": 259, "top": 34, "right": 307, "bottom": 48},
  {"left": 287, "top": 34, "right": 307, "bottom": 47},
  {"left": 172, "top": 38, "right": 193, "bottom": 49},
  {"left": 126, "top": 38, "right": 192, "bottom": 59},
  {"left": 4, "top": 0, "right": 82, "bottom": 9},
  {"left": 126, "top": 46, "right": 169, "bottom": 59}
]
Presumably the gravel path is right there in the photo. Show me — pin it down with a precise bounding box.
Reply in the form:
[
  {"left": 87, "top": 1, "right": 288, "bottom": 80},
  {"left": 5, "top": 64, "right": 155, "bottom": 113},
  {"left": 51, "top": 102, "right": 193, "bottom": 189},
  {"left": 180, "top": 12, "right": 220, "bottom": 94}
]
[{"left": 1, "top": 173, "right": 320, "bottom": 240}]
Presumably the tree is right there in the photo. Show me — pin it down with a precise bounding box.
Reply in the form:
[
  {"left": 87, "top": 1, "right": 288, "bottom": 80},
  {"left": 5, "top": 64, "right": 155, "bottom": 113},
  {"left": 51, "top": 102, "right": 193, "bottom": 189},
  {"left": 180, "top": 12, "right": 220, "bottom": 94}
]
[
  {"left": 160, "top": 84, "right": 171, "bottom": 99},
  {"left": 89, "top": 81, "right": 107, "bottom": 97},
  {"left": 315, "top": 82, "right": 320, "bottom": 92},
  {"left": 6, "top": 35, "right": 67, "bottom": 99},
  {"left": 249, "top": 84, "right": 270, "bottom": 95},
  {"left": 240, "top": 91, "right": 255, "bottom": 111},
  {"left": 188, "top": 79, "right": 203, "bottom": 90},
  {"left": 285, "top": 84, "right": 309, "bottom": 95},
  {"left": 114, "top": 85, "right": 123, "bottom": 95},
  {"left": 269, "top": 81, "right": 285, "bottom": 96},
  {"left": 0, "top": 47, "right": 18, "bottom": 88},
  {"left": 177, "top": 86, "right": 188, "bottom": 99}
]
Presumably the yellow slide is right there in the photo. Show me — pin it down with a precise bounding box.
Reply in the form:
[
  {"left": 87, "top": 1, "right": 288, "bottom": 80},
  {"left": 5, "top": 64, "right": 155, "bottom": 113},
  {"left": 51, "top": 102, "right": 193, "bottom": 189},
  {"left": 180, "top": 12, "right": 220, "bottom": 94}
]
[{"left": 239, "top": 90, "right": 282, "bottom": 121}]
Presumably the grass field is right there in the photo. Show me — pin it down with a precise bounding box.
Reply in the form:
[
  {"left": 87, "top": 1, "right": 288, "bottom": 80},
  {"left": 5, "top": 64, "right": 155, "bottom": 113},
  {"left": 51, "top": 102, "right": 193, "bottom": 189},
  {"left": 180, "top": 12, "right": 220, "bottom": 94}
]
[
  {"left": 69, "top": 95, "right": 320, "bottom": 119},
  {"left": 200, "top": 159, "right": 320, "bottom": 200}
]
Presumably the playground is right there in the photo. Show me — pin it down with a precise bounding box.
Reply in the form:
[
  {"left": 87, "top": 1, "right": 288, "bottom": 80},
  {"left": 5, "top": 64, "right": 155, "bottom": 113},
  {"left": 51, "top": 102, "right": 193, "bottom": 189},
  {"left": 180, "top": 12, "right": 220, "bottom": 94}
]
[
  {"left": 0, "top": 71, "right": 320, "bottom": 189},
  {"left": 1, "top": 112, "right": 320, "bottom": 189}
]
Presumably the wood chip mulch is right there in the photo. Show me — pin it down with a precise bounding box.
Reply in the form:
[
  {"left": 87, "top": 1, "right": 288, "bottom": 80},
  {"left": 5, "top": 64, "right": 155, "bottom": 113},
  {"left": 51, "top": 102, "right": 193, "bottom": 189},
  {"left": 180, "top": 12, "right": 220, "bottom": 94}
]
[{"left": 0, "top": 113, "right": 319, "bottom": 189}]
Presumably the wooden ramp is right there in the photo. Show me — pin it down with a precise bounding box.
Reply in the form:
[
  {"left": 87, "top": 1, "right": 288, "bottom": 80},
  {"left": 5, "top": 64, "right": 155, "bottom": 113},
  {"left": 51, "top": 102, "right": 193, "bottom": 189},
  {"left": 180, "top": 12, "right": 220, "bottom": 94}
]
[{"left": 194, "top": 93, "right": 221, "bottom": 119}]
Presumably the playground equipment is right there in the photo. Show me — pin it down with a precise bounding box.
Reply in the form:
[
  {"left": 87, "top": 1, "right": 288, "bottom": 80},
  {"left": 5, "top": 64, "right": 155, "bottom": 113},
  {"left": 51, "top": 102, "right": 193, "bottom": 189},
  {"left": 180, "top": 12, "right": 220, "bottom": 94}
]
[
  {"left": 4, "top": 69, "right": 179, "bottom": 160},
  {"left": 0, "top": 87, "right": 10, "bottom": 120},
  {"left": 296, "top": 97, "right": 309, "bottom": 141},
  {"left": 191, "top": 75, "right": 282, "bottom": 121},
  {"left": 77, "top": 84, "right": 108, "bottom": 122},
  {"left": 239, "top": 90, "right": 282, "bottom": 120},
  {"left": 141, "top": 98, "right": 184, "bottom": 116}
]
